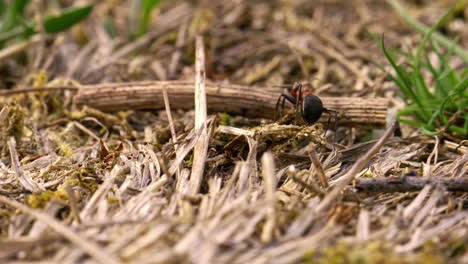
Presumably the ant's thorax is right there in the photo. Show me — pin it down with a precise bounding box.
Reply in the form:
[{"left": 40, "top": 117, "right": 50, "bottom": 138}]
[{"left": 291, "top": 86, "right": 311, "bottom": 98}]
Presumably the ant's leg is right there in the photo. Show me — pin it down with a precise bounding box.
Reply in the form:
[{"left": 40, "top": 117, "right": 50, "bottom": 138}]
[
  {"left": 275, "top": 95, "right": 283, "bottom": 120},
  {"left": 279, "top": 95, "right": 286, "bottom": 120},
  {"left": 325, "top": 113, "right": 332, "bottom": 132},
  {"left": 295, "top": 100, "right": 299, "bottom": 125},
  {"left": 275, "top": 94, "right": 296, "bottom": 121},
  {"left": 324, "top": 109, "right": 339, "bottom": 142},
  {"left": 332, "top": 110, "right": 339, "bottom": 142},
  {"left": 295, "top": 83, "right": 303, "bottom": 125}
]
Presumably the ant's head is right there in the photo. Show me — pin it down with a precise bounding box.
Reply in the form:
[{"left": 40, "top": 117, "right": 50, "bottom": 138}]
[{"left": 290, "top": 82, "right": 311, "bottom": 99}]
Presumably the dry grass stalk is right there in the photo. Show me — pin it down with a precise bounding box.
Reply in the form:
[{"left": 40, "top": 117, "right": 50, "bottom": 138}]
[
  {"left": 64, "top": 184, "right": 82, "bottom": 224},
  {"left": 0, "top": 35, "right": 42, "bottom": 61},
  {"left": 308, "top": 145, "right": 328, "bottom": 188},
  {"left": 356, "top": 209, "right": 370, "bottom": 241},
  {"left": 0, "top": 195, "right": 121, "bottom": 264},
  {"left": 261, "top": 152, "right": 277, "bottom": 242},
  {"left": 217, "top": 125, "right": 255, "bottom": 137},
  {"left": 8, "top": 137, "right": 43, "bottom": 192},
  {"left": 316, "top": 122, "right": 397, "bottom": 213},
  {"left": 189, "top": 36, "right": 209, "bottom": 194},
  {"left": 82, "top": 3, "right": 192, "bottom": 78},
  {"left": 162, "top": 86, "right": 178, "bottom": 148},
  {"left": 162, "top": 85, "right": 181, "bottom": 179}
]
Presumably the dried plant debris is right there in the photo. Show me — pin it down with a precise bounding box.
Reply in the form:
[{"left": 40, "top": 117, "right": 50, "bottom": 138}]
[{"left": 0, "top": 0, "right": 467, "bottom": 264}]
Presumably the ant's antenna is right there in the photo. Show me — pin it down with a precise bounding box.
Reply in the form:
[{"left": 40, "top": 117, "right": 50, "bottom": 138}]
[{"left": 271, "top": 78, "right": 321, "bottom": 90}]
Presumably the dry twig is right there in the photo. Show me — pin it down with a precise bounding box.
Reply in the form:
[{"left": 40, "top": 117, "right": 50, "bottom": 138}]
[
  {"left": 74, "top": 81, "right": 388, "bottom": 127},
  {"left": 355, "top": 176, "right": 468, "bottom": 192}
]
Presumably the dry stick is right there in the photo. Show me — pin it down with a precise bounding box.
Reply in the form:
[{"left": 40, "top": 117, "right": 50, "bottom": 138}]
[
  {"left": 74, "top": 81, "right": 388, "bottom": 127},
  {"left": 308, "top": 146, "right": 328, "bottom": 188},
  {"left": 291, "top": 172, "right": 325, "bottom": 196},
  {"left": 0, "top": 82, "right": 388, "bottom": 127},
  {"left": 189, "top": 36, "right": 209, "bottom": 194},
  {"left": 0, "top": 195, "right": 122, "bottom": 264},
  {"left": 315, "top": 122, "right": 397, "bottom": 213},
  {"left": 355, "top": 177, "right": 468, "bottom": 193},
  {"left": 0, "top": 86, "right": 78, "bottom": 95}
]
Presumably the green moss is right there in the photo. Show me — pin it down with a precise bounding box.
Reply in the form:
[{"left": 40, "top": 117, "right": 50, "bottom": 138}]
[
  {"left": 219, "top": 113, "right": 231, "bottom": 126},
  {"left": 5, "top": 101, "right": 25, "bottom": 141},
  {"left": 54, "top": 188, "right": 69, "bottom": 201},
  {"left": 67, "top": 169, "right": 98, "bottom": 193},
  {"left": 27, "top": 191, "right": 55, "bottom": 208},
  {"left": 447, "top": 239, "right": 467, "bottom": 259},
  {"left": 26, "top": 187, "right": 76, "bottom": 208},
  {"left": 185, "top": 153, "right": 194, "bottom": 168},
  {"left": 107, "top": 196, "right": 120, "bottom": 204},
  {"left": 302, "top": 241, "right": 445, "bottom": 264}
]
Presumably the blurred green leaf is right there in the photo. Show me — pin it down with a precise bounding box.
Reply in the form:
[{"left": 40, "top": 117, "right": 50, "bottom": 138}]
[
  {"left": 421, "top": 127, "right": 440, "bottom": 136},
  {"left": 398, "top": 119, "right": 425, "bottom": 128},
  {"left": 0, "top": 0, "right": 30, "bottom": 32},
  {"left": 138, "top": 0, "right": 161, "bottom": 36},
  {"left": 129, "top": 0, "right": 162, "bottom": 37},
  {"left": 103, "top": 17, "right": 117, "bottom": 39},
  {"left": 43, "top": 5, "right": 93, "bottom": 34},
  {"left": 449, "top": 125, "right": 467, "bottom": 135},
  {"left": 415, "top": 7, "right": 453, "bottom": 66},
  {"left": 0, "top": 1, "right": 7, "bottom": 17}
]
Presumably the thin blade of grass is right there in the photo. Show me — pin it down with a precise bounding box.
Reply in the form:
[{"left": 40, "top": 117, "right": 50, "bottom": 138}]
[
  {"left": 409, "top": 67, "right": 433, "bottom": 103},
  {"left": 415, "top": 6, "right": 454, "bottom": 66},
  {"left": 398, "top": 119, "right": 426, "bottom": 128},
  {"left": 385, "top": 0, "right": 468, "bottom": 62},
  {"left": 381, "top": 37, "right": 429, "bottom": 120}
]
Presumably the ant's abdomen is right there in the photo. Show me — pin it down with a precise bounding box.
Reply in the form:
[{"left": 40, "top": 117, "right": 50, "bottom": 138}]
[{"left": 302, "top": 95, "right": 324, "bottom": 124}]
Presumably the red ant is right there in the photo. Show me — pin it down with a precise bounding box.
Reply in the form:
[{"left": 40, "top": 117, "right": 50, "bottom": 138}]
[{"left": 275, "top": 82, "right": 338, "bottom": 135}]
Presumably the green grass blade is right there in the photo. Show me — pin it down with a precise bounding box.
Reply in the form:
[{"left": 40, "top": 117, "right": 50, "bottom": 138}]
[
  {"left": 449, "top": 125, "right": 467, "bottom": 136},
  {"left": 461, "top": 68, "right": 468, "bottom": 78},
  {"left": 453, "top": 76, "right": 468, "bottom": 93},
  {"left": 428, "top": 78, "right": 467, "bottom": 128},
  {"left": 409, "top": 66, "right": 433, "bottom": 102},
  {"left": 398, "top": 118, "right": 425, "bottom": 128},
  {"left": 103, "top": 17, "right": 117, "bottom": 39},
  {"left": 381, "top": 37, "right": 431, "bottom": 120},
  {"left": 415, "top": 6, "right": 454, "bottom": 66},
  {"left": 44, "top": 5, "right": 93, "bottom": 34},
  {"left": 385, "top": 0, "right": 468, "bottom": 63},
  {"left": 137, "top": 0, "right": 162, "bottom": 36},
  {"left": 421, "top": 126, "right": 440, "bottom": 136}
]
